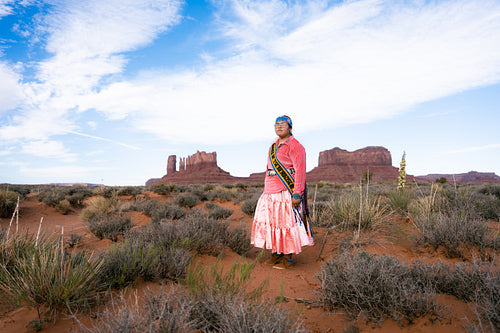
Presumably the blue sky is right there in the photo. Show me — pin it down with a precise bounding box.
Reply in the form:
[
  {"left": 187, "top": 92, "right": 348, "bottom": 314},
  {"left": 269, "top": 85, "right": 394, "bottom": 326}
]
[{"left": 1, "top": 0, "right": 499, "bottom": 186}]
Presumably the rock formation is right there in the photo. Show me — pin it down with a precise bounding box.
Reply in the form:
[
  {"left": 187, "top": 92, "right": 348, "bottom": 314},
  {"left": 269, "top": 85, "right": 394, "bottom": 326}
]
[
  {"left": 307, "top": 146, "right": 404, "bottom": 183},
  {"left": 318, "top": 146, "right": 392, "bottom": 166},
  {"left": 146, "top": 146, "right": 499, "bottom": 186},
  {"left": 148, "top": 151, "right": 245, "bottom": 185},
  {"left": 416, "top": 171, "right": 500, "bottom": 183}
]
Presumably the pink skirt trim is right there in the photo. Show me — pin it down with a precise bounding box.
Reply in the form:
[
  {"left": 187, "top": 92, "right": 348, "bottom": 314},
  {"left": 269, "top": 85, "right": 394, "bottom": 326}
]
[{"left": 251, "top": 191, "right": 314, "bottom": 254}]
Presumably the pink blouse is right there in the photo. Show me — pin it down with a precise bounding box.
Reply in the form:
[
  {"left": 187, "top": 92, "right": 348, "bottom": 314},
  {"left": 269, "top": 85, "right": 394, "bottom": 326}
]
[{"left": 264, "top": 136, "right": 306, "bottom": 195}]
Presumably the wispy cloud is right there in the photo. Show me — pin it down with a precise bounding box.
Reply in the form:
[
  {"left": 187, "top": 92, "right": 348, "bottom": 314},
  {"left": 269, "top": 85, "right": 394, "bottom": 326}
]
[
  {"left": 66, "top": 130, "right": 140, "bottom": 150},
  {"left": 78, "top": 0, "right": 500, "bottom": 143},
  {"left": 0, "top": 62, "right": 23, "bottom": 112},
  {"left": 1, "top": 0, "right": 500, "bottom": 163},
  {"left": 446, "top": 143, "right": 500, "bottom": 154},
  {"left": 19, "top": 165, "right": 110, "bottom": 180},
  {"left": 21, "top": 140, "right": 77, "bottom": 162},
  {"left": 0, "top": 0, "right": 183, "bottom": 143}
]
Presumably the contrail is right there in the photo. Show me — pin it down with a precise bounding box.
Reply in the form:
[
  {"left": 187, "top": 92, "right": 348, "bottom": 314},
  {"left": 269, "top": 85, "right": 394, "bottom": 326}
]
[
  {"left": 66, "top": 131, "right": 141, "bottom": 150},
  {"left": 446, "top": 143, "right": 500, "bottom": 154}
]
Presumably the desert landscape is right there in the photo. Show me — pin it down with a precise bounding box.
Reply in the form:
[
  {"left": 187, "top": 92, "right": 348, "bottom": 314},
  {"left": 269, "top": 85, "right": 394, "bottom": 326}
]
[{"left": 1, "top": 178, "right": 499, "bottom": 333}]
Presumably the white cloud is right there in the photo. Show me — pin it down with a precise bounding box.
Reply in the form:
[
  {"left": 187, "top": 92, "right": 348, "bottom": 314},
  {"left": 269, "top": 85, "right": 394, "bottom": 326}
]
[
  {"left": 0, "top": 0, "right": 14, "bottom": 17},
  {"left": 0, "top": 62, "right": 23, "bottom": 112},
  {"left": 3, "top": 0, "right": 500, "bottom": 155},
  {"left": 21, "top": 140, "right": 76, "bottom": 161},
  {"left": 18, "top": 165, "right": 109, "bottom": 180},
  {"left": 446, "top": 144, "right": 500, "bottom": 154},
  {"left": 0, "top": 0, "right": 183, "bottom": 143},
  {"left": 77, "top": 0, "right": 500, "bottom": 144}
]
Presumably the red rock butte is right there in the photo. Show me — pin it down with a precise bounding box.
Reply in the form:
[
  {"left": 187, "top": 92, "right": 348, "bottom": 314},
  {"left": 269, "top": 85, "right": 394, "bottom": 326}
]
[{"left": 146, "top": 146, "right": 414, "bottom": 185}]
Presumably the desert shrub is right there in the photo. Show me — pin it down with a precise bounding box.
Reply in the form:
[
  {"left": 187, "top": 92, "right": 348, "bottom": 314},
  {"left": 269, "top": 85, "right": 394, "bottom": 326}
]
[
  {"left": 178, "top": 215, "right": 229, "bottom": 255},
  {"left": 1, "top": 185, "right": 31, "bottom": 197},
  {"left": 57, "top": 199, "right": 72, "bottom": 215},
  {"left": 465, "top": 258, "right": 500, "bottom": 332},
  {"left": 149, "top": 182, "right": 177, "bottom": 195},
  {"left": 131, "top": 223, "right": 185, "bottom": 250},
  {"left": 81, "top": 195, "right": 120, "bottom": 222},
  {"left": 310, "top": 201, "right": 331, "bottom": 226},
  {"left": 225, "top": 225, "right": 252, "bottom": 256},
  {"left": 205, "top": 202, "right": 233, "bottom": 220},
  {"left": 189, "top": 291, "right": 305, "bottom": 333},
  {"left": 154, "top": 247, "right": 193, "bottom": 281},
  {"left": 436, "top": 177, "right": 447, "bottom": 184},
  {"left": 82, "top": 281, "right": 304, "bottom": 333},
  {"left": 317, "top": 190, "right": 391, "bottom": 230},
  {"left": 474, "top": 193, "right": 500, "bottom": 221},
  {"left": 37, "top": 187, "right": 70, "bottom": 207},
  {"left": 117, "top": 186, "right": 140, "bottom": 197},
  {"left": 205, "top": 185, "right": 239, "bottom": 202},
  {"left": 66, "top": 232, "right": 83, "bottom": 248},
  {"left": 80, "top": 287, "right": 194, "bottom": 333},
  {"left": 317, "top": 251, "right": 440, "bottom": 325},
  {"left": 186, "top": 256, "right": 304, "bottom": 332},
  {"left": 99, "top": 238, "right": 161, "bottom": 288},
  {"left": 478, "top": 185, "right": 500, "bottom": 200},
  {"left": 0, "top": 190, "right": 20, "bottom": 218},
  {"left": 0, "top": 233, "right": 105, "bottom": 319},
  {"left": 81, "top": 195, "right": 132, "bottom": 241},
  {"left": 129, "top": 198, "right": 160, "bottom": 216},
  {"left": 386, "top": 188, "right": 415, "bottom": 215},
  {"left": 66, "top": 186, "right": 93, "bottom": 207},
  {"left": 130, "top": 213, "right": 227, "bottom": 256},
  {"left": 175, "top": 193, "right": 200, "bottom": 208},
  {"left": 241, "top": 193, "right": 260, "bottom": 217},
  {"left": 410, "top": 258, "right": 500, "bottom": 332},
  {"left": 412, "top": 210, "right": 498, "bottom": 258},
  {"left": 87, "top": 214, "right": 133, "bottom": 242},
  {"left": 150, "top": 203, "right": 186, "bottom": 223}
]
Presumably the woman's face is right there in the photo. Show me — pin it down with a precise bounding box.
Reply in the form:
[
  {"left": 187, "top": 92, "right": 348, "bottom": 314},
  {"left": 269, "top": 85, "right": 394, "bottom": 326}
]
[{"left": 275, "top": 121, "right": 291, "bottom": 138}]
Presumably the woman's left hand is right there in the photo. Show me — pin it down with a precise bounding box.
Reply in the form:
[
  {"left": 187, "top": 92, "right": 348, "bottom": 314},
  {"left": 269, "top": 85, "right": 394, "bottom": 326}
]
[{"left": 292, "top": 198, "right": 301, "bottom": 207}]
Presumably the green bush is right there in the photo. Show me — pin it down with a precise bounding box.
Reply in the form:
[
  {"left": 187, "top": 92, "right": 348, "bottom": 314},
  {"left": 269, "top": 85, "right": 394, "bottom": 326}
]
[
  {"left": 386, "top": 188, "right": 415, "bottom": 215},
  {"left": 318, "top": 190, "right": 392, "bottom": 230},
  {"left": 57, "top": 199, "right": 72, "bottom": 215},
  {"left": 87, "top": 214, "right": 134, "bottom": 242},
  {"left": 317, "top": 251, "right": 440, "bottom": 325},
  {"left": 99, "top": 239, "right": 161, "bottom": 288},
  {"left": 0, "top": 233, "right": 105, "bottom": 319},
  {"left": 118, "top": 186, "right": 141, "bottom": 197},
  {"left": 175, "top": 193, "right": 200, "bottom": 208},
  {"left": 128, "top": 198, "right": 159, "bottom": 216},
  {"left": 205, "top": 202, "right": 233, "bottom": 220},
  {"left": 0, "top": 190, "right": 19, "bottom": 218},
  {"left": 81, "top": 280, "right": 304, "bottom": 333},
  {"left": 225, "top": 226, "right": 252, "bottom": 256},
  {"left": 37, "top": 187, "right": 67, "bottom": 207},
  {"left": 413, "top": 210, "right": 498, "bottom": 258},
  {"left": 149, "top": 183, "right": 176, "bottom": 195},
  {"left": 241, "top": 194, "right": 260, "bottom": 217},
  {"left": 150, "top": 203, "right": 186, "bottom": 223},
  {"left": 81, "top": 195, "right": 120, "bottom": 222}
]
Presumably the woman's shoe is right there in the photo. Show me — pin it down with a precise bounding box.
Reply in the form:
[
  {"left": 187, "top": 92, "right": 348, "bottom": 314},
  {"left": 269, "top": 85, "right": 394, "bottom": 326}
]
[
  {"left": 273, "top": 258, "right": 293, "bottom": 270},
  {"left": 265, "top": 253, "right": 283, "bottom": 265}
]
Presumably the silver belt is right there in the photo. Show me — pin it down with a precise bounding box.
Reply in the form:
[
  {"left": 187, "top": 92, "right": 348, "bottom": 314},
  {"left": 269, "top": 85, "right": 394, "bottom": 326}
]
[{"left": 267, "top": 168, "right": 295, "bottom": 177}]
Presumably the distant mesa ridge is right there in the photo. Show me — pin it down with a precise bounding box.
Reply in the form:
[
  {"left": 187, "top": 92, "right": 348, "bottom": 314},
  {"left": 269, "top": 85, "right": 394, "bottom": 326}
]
[
  {"left": 146, "top": 146, "right": 499, "bottom": 185},
  {"left": 417, "top": 171, "right": 500, "bottom": 183}
]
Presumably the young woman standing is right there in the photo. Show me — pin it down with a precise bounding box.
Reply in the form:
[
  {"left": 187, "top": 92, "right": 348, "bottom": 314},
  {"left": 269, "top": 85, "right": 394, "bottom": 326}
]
[{"left": 251, "top": 115, "right": 314, "bottom": 269}]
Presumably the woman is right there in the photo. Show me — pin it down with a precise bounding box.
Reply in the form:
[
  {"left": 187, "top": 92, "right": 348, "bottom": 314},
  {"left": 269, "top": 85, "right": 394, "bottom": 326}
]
[{"left": 251, "top": 115, "right": 314, "bottom": 269}]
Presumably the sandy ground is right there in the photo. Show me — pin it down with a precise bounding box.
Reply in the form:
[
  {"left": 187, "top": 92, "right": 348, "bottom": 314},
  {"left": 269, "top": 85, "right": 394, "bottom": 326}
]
[{"left": 0, "top": 192, "right": 490, "bottom": 333}]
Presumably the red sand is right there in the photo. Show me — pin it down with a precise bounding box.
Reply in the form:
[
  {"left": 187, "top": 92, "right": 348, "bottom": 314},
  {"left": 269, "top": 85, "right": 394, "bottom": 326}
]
[{"left": 0, "top": 192, "right": 489, "bottom": 332}]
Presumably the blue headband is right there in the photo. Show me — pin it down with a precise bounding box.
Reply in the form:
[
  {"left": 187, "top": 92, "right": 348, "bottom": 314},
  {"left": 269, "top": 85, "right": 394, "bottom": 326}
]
[{"left": 275, "top": 115, "right": 292, "bottom": 127}]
